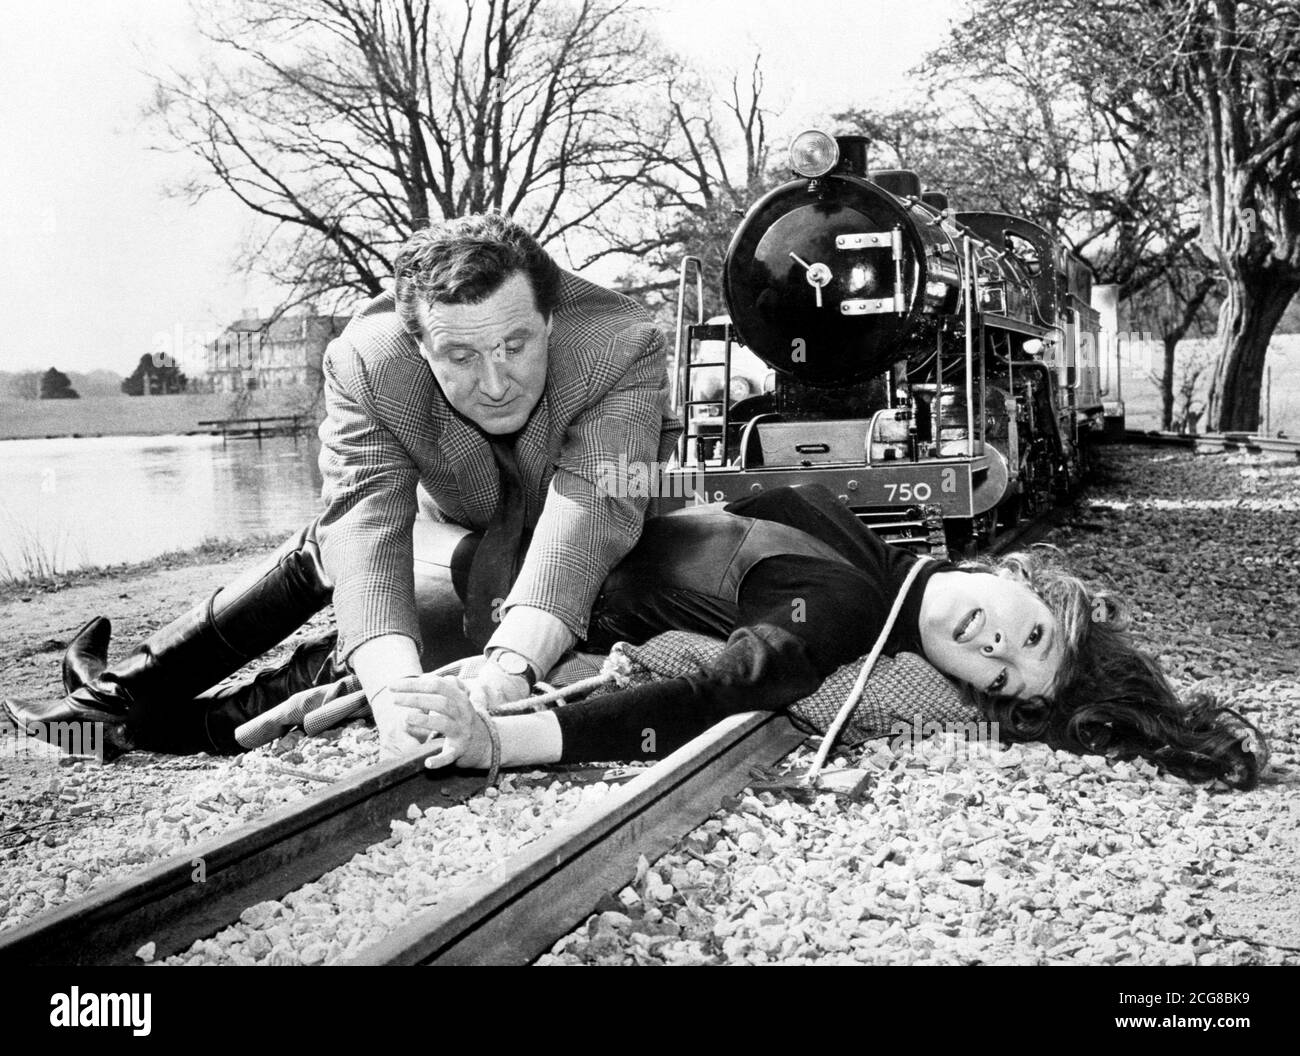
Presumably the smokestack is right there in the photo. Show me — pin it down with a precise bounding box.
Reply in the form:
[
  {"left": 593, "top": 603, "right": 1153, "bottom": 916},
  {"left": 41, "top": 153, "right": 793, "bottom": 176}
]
[{"left": 835, "top": 135, "right": 870, "bottom": 176}]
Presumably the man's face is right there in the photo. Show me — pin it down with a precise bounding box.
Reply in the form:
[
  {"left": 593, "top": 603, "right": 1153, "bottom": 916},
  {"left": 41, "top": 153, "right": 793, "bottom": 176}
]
[{"left": 416, "top": 271, "right": 552, "bottom": 435}]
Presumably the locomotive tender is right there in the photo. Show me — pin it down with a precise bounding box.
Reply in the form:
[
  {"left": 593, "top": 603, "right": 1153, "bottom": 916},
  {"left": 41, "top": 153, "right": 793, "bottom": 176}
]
[{"left": 655, "top": 129, "right": 1112, "bottom": 556}]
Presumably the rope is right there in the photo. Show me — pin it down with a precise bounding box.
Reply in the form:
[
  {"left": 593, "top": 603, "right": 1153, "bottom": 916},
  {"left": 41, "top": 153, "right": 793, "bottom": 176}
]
[
  {"left": 470, "top": 697, "right": 502, "bottom": 787},
  {"left": 804, "top": 556, "right": 933, "bottom": 785},
  {"left": 241, "top": 651, "right": 636, "bottom": 787}
]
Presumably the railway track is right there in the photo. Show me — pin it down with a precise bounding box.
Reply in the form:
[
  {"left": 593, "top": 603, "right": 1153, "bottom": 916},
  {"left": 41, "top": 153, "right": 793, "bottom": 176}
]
[
  {"left": 0, "top": 488, "right": 1084, "bottom": 968},
  {"left": 0, "top": 712, "right": 805, "bottom": 966},
  {"left": 1122, "top": 429, "right": 1300, "bottom": 460}
]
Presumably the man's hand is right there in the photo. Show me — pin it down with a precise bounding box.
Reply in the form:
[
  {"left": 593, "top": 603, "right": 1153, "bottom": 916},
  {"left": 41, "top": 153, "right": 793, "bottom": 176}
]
[
  {"left": 369, "top": 685, "right": 426, "bottom": 759},
  {"left": 350, "top": 634, "right": 425, "bottom": 759},
  {"left": 383, "top": 674, "right": 494, "bottom": 769},
  {"left": 459, "top": 656, "right": 532, "bottom": 712}
]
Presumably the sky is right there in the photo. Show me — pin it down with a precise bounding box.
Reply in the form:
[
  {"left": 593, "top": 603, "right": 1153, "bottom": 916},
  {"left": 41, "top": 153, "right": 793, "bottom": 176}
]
[{"left": 0, "top": 0, "right": 965, "bottom": 376}]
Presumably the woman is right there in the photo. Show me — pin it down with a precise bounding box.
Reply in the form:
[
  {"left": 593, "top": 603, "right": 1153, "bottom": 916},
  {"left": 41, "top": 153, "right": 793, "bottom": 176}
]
[
  {"left": 9, "top": 486, "right": 1263, "bottom": 789},
  {"left": 384, "top": 485, "right": 1264, "bottom": 789}
]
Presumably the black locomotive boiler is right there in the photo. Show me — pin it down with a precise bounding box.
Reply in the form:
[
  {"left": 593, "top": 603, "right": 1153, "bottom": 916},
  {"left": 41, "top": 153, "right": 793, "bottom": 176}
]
[{"left": 654, "top": 130, "right": 1113, "bottom": 556}]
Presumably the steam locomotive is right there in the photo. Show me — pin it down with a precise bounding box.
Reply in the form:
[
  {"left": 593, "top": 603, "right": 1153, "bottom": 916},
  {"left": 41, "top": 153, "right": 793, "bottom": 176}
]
[{"left": 653, "top": 130, "right": 1116, "bottom": 556}]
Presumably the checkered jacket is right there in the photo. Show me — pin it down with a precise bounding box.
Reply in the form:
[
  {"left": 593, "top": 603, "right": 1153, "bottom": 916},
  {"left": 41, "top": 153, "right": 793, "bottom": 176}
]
[{"left": 316, "top": 272, "right": 681, "bottom": 660}]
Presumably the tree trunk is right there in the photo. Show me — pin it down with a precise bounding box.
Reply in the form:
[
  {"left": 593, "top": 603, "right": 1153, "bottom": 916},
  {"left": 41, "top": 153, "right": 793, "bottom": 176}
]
[
  {"left": 1161, "top": 336, "right": 1176, "bottom": 431},
  {"left": 1208, "top": 267, "right": 1300, "bottom": 432}
]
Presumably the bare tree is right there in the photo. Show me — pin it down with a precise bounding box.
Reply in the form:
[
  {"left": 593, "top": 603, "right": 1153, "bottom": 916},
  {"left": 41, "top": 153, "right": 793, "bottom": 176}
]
[
  {"left": 950, "top": 0, "right": 1300, "bottom": 432},
  {"left": 609, "top": 52, "right": 782, "bottom": 315},
  {"left": 849, "top": 13, "right": 1212, "bottom": 301},
  {"left": 3, "top": 372, "right": 41, "bottom": 400},
  {"left": 1169, "top": 343, "right": 1217, "bottom": 433},
  {"left": 1181, "top": 0, "right": 1300, "bottom": 430},
  {"left": 148, "top": 0, "right": 672, "bottom": 315},
  {"left": 1132, "top": 254, "right": 1222, "bottom": 428}
]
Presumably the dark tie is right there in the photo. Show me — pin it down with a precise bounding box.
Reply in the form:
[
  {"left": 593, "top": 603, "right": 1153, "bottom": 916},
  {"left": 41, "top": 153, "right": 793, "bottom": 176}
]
[{"left": 464, "top": 435, "right": 533, "bottom": 648}]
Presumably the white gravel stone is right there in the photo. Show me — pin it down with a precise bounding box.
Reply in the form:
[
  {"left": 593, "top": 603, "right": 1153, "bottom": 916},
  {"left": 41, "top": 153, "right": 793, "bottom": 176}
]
[
  {"left": 540, "top": 449, "right": 1300, "bottom": 965},
  {"left": 4, "top": 449, "right": 1297, "bottom": 966}
]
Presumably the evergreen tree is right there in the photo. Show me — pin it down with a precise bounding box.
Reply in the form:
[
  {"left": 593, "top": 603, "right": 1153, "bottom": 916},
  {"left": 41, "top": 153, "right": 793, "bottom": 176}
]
[
  {"left": 121, "top": 354, "right": 188, "bottom": 396},
  {"left": 39, "top": 368, "right": 79, "bottom": 399}
]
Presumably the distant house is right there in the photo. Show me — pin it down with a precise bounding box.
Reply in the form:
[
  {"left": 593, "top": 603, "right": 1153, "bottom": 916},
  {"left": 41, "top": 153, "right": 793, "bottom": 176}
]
[{"left": 201, "top": 307, "right": 350, "bottom": 393}]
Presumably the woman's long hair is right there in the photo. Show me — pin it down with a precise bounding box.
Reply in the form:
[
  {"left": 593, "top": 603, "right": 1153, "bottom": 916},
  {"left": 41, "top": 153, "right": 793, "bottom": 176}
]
[{"left": 965, "top": 547, "right": 1267, "bottom": 790}]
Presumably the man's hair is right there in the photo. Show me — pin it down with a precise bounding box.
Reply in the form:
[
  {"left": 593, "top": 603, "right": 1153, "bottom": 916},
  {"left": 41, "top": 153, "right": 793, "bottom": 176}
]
[
  {"left": 393, "top": 213, "right": 562, "bottom": 339},
  {"left": 965, "top": 546, "right": 1266, "bottom": 790}
]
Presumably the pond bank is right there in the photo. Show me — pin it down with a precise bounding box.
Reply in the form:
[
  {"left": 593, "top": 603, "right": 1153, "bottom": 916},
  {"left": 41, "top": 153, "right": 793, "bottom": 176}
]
[
  {"left": 0, "top": 533, "right": 286, "bottom": 601},
  {"left": 0, "top": 390, "right": 322, "bottom": 441}
]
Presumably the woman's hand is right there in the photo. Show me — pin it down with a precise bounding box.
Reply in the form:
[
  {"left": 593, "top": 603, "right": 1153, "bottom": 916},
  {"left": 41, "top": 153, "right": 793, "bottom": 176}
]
[{"left": 383, "top": 674, "right": 494, "bottom": 769}]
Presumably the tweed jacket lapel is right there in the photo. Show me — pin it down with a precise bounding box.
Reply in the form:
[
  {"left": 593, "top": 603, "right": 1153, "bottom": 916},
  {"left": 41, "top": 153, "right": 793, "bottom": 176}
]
[{"left": 514, "top": 385, "right": 558, "bottom": 526}]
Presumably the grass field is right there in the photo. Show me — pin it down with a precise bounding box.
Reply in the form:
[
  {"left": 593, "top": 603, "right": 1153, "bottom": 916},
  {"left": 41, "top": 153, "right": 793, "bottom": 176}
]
[
  {"left": 4, "top": 338, "right": 1296, "bottom": 441},
  {"left": 1114, "top": 334, "right": 1300, "bottom": 435},
  {"left": 0, "top": 388, "right": 323, "bottom": 441}
]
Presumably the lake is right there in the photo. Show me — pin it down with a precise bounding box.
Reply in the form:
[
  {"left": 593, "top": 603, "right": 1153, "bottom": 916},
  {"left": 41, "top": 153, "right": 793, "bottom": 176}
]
[{"left": 0, "top": 434, "right": 325, "bottom": 579}]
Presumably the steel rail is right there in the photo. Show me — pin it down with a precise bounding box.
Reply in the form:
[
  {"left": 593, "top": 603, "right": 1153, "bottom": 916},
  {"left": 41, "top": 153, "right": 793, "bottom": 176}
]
[
  {"left": 1122, "top": 430, "right": 1300, "bottom": 459},
  {"left": 340, "top": 712, "right": 805, "bottom": 965},
  {"left": 0, "top": 750, "right": 486, "bottom": 966},
  {"left": 0, "top": 715, "right": 806, "bottom": 967},
  {"left": 985, "top": 504, "right": 1074, "bottom": 556}
]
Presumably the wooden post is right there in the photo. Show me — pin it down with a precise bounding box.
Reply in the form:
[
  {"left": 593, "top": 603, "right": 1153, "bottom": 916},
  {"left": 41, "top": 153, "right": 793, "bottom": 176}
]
[{"left": 1265, "top": 365, "right": 1272, "bottom": 436}]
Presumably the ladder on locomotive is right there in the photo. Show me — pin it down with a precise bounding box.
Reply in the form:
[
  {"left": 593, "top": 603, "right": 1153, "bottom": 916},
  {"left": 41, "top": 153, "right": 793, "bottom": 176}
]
[{"left": 671, "top": 256, "right": 739, "bottom": 468}]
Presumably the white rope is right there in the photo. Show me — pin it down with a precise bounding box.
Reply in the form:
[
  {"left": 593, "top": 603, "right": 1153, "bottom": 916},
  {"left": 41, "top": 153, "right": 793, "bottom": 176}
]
[{"left": 804, "top": 556, "right": 933, "bottom": 785}]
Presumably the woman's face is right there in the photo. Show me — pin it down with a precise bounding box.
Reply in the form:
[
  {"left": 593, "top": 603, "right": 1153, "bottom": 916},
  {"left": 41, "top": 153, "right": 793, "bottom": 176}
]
[{"left": 918, "top": 570, "right": 1064, "bottom": 700}]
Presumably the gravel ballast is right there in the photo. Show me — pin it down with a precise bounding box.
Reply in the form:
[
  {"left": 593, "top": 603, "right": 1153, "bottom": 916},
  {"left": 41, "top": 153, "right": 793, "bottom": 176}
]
[
  {"left": 2, "top": 445, "right": 1297, "bottom": 964},
  {"left": 541, "top": 446, "right": 1300, "bottom": 965}
]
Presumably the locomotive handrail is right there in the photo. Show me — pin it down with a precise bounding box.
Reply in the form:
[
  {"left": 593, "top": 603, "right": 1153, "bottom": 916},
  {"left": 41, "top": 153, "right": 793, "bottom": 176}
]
[
  {"left": 963, "top": 235, "right": 977, "bottom": 457},
  {"left": 671, "top": 256, "right": 705, "bottom": 418},
  {"left": 736, "top": 412, "right": 781, "bottom": 471}
]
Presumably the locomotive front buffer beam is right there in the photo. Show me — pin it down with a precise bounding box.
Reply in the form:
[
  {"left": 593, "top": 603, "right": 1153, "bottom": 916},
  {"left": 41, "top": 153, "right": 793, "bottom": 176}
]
[{"left": 652, "top": 457, "right": 985, "bottom": 521}]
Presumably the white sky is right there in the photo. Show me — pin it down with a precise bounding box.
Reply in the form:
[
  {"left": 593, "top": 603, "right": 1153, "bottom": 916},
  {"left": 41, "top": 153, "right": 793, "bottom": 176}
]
[{"left": 0, "top": 0, "right": 964, "bottom": 375}]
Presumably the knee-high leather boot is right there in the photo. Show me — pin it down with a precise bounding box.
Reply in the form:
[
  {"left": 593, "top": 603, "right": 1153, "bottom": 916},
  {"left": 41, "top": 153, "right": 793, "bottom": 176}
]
[
  {"left": 3, "top": 521, "right": 335, "bottom": 755},
  {"left": 61, "top": 616, "right": 112, "bottom": 693},
  {"left": 145, "top": 632, "right": 347, "bottom": 755}
]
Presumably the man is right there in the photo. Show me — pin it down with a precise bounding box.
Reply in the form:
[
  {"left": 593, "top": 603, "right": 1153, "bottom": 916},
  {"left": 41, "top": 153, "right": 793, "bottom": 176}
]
[
  {"left": 4, "top": 214, "right": 679, "bottom": 759},
  {"left": 318, "top": 215, "right": 678, "bottom": 753}
]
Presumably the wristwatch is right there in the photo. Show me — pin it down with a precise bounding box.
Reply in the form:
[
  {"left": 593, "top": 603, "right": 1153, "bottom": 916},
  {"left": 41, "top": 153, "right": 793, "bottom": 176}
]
[{"left": 487, "top": 648, "right": 538, "bottom": 690}]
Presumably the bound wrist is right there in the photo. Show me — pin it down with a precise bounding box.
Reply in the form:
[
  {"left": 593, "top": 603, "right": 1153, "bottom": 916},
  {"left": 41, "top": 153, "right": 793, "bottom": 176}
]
[{"left": 468, "top": 705, "right": 501, "bottom": 779}]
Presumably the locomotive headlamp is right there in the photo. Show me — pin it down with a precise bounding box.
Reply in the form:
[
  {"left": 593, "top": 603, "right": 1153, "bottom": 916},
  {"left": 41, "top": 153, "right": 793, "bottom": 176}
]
[
  {"left": 790, "top": 130, "right": 839, "bottom": 178},
  {"left": 728, "top": 376, "right": 753, "bottom": 402}
]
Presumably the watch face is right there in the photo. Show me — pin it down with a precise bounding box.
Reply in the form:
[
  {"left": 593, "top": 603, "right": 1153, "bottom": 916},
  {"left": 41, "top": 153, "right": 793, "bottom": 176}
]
[{"left": 497, "top": 651, "right": 529, "bottom": 677}]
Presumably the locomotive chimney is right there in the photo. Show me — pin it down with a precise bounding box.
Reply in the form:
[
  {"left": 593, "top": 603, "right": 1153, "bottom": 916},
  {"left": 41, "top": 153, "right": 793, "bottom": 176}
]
[{"left": 835, "top": 135, "right": 870, "bottom": 176}]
